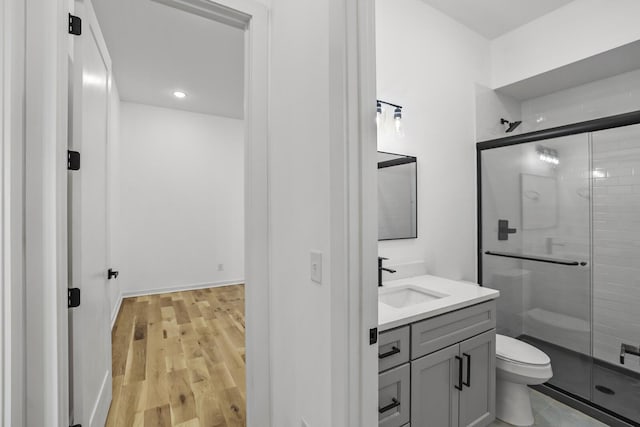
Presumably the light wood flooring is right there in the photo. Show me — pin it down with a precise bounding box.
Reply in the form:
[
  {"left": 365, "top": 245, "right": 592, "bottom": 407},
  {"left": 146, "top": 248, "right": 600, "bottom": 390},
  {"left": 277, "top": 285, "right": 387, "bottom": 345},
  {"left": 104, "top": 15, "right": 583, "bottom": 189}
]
[{"left": 106, "top": 285, "right": 246, "bottom": 427}]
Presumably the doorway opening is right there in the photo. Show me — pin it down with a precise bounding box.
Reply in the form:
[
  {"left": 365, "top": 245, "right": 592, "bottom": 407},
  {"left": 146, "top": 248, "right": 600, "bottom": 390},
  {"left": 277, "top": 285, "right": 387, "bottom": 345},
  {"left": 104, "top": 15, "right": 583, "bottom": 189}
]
[{"left": 67, "top": 0, "right": 268, "bottom": 425}]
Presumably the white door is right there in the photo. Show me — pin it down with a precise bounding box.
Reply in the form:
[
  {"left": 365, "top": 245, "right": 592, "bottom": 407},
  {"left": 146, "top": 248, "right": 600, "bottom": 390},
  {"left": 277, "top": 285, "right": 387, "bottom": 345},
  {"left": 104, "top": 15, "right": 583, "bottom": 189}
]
[{"left": 69, "top": 1, "right": 113, "bottom": 425}]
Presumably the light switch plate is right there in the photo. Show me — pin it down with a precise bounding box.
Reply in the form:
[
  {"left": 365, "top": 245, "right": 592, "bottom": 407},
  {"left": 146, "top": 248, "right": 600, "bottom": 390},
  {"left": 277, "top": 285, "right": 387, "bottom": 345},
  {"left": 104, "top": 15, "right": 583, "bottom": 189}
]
[{"left": 310, "top": 251, "right": 322, "bottom": 284}]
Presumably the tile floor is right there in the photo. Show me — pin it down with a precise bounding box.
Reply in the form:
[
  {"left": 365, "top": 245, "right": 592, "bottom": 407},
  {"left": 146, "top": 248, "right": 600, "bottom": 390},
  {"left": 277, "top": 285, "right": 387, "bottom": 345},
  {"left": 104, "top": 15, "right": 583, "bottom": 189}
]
[{"left": 490, "top": 389, "right": 608, "bottom": 427}]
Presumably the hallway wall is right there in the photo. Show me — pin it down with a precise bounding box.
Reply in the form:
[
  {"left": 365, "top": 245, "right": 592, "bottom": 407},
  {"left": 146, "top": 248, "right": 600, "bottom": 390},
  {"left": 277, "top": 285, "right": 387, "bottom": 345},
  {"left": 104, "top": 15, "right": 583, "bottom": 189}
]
[{"left": 112, "top": 102, "right": 244, "bottom": 311}]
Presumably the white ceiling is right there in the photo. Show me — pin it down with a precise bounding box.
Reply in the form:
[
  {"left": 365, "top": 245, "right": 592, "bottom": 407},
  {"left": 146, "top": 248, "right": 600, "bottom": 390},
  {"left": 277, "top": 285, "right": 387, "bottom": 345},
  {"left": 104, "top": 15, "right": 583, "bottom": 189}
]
[
  {"left": 93, "top": 0, "right": 244, "bottom": 118},
  {"left": 420, "top": 0, "right": 575, "bottom": 39}
]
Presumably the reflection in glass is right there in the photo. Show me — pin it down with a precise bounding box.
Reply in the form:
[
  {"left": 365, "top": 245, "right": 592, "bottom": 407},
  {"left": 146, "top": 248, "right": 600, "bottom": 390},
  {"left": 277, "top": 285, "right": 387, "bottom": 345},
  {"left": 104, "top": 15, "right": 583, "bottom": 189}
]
[{"left": 378, "top": 151, "right": 417, "bottom": 240}]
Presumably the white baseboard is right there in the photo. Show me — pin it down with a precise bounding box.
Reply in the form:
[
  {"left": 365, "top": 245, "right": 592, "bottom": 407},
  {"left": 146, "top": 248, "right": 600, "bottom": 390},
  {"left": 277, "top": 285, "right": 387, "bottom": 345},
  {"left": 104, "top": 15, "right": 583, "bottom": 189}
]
[
  {"left": 120, "top": 279, "right": 245, "bottom": 300},
  {"left": 89, "top": 369, "right": 111, "bottom": 427},
  {"left": 110, "top": 293, "right": 123, "bottom": 330}
]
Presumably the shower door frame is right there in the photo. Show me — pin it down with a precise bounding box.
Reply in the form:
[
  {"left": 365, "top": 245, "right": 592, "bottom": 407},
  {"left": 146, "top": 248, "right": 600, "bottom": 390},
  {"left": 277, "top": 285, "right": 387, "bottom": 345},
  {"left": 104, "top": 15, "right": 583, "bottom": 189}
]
[{"left": 476, "top": 109, "right": 640, "bottom": 427}]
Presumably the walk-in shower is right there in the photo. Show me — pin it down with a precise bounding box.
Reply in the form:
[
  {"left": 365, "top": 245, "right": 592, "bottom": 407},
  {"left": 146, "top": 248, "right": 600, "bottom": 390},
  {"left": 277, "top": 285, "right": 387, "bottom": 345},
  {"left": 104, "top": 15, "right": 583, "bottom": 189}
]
[{"left": 478, "top": 111, "right": 640, "bottom": 427}]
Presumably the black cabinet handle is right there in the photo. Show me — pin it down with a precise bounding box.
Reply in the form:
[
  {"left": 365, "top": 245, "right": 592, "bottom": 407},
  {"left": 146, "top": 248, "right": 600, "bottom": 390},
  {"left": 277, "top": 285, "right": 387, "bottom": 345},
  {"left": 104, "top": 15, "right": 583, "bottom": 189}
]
[
  {"left": 455, "top": 355, "right": 463, "bottom": 391},
  {"left": 378, "top": 398, "right": 400, "bottom": 414},
  {"left": 378, "top": 346, "right": 400, "bottom": 359},
  {"left": 463, "top": 353, "right": 471, "bottom": 387}
]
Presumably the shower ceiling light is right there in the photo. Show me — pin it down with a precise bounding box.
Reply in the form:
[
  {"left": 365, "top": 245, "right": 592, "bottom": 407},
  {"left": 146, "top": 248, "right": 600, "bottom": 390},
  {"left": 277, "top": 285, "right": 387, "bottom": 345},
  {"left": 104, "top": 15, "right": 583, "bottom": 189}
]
[{"left": 173, "top": 90, "right": 187, "bottom": 99}]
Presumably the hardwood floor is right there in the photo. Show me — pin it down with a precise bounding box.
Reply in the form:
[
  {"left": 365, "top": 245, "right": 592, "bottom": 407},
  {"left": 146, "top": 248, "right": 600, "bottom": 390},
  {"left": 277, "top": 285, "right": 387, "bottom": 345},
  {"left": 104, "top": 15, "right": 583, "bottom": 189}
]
[{"left": 106, "top": 285, "right": 246, "bottom": 427}]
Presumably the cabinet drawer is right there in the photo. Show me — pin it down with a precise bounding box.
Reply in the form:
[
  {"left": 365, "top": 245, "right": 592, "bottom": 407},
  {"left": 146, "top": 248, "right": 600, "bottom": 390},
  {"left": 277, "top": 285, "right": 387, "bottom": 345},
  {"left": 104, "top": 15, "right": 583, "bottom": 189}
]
[
  {"left": 411, "top": 301, "right": 496, "bottom": 360},
  {"left": 379, "top": 326, "right": 410, "bottom": 372},
  {"left": 379, "top": 363, "right": 411, "bottom": 427}
]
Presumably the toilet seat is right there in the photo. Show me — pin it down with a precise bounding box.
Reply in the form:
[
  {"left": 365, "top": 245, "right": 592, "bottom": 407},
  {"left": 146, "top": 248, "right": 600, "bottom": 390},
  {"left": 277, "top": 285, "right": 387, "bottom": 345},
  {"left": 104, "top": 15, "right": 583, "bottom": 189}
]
[{"left": 496, "top": 334, "right": 550, "bottom": 366}]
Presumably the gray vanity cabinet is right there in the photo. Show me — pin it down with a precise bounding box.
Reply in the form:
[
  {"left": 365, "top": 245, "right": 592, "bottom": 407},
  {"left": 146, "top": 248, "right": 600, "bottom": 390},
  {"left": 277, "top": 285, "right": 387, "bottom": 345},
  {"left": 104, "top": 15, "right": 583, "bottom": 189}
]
[
  {"left": 410, "top": 328, "right": 495, "bottom": 427},
  {"left": 410, "top": 344, "right": 460, "bottom": 427},
  {"left": 379, "top": 364, "right": 411, "bottom": 427},
  {"left": 459, "top": 330, "right": 495, "bottom": 427},
  {"left": 380, "top": 300, "right": 496, "bottom": 427}
]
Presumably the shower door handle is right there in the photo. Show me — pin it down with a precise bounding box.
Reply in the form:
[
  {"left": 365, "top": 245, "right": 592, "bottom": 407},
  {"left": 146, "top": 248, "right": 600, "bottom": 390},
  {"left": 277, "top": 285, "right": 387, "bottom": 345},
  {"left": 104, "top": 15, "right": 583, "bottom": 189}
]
[
  {"left": 484, "top": 251, "right": 585, "bottom": 266},
  {"left": 498, "top": 219, "right": 517, "bottom": 241}
]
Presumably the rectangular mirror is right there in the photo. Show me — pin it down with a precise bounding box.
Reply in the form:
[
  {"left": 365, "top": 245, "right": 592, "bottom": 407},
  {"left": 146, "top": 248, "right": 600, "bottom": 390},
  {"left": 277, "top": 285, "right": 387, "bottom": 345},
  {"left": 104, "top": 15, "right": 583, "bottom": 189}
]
[{"left": 378, "top": 151, "right": 417, "bottom": 240}]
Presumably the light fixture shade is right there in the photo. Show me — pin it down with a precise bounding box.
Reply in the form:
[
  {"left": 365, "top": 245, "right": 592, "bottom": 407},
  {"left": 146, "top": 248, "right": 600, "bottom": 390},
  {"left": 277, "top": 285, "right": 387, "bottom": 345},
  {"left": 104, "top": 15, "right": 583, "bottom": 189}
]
[
  {"left": 173, "top": 91, "right": 187, "bottom": 98},
  {"left": 376, "top": 100, "right": 403, "bottom": 135},
  {"left": 394, "top": 107, "right": 404, "bottom": 137},
  {"left": 393, "top": 106, "right": 402, "bottom": 120}
]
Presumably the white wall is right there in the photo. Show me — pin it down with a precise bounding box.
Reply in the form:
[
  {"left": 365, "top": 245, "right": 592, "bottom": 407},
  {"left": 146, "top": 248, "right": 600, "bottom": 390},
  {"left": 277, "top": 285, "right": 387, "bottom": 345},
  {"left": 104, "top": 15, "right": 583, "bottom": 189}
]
[
  {"left": 268, "top": 0, "right": 332, "bottom": 424},
  {"left": 491, "top": 0, "right": 640, "bottom": 89},
  {"left": 376, "top": 0, "right": 491, "bottom": 281},
  {"left": 113, "top": 102, "right": 244, "bottom": 302}
]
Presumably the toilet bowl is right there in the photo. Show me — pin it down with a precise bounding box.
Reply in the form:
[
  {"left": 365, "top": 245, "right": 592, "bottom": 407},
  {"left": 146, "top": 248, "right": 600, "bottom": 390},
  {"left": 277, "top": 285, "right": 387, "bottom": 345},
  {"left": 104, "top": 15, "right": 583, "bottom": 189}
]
[{"left": 495, "top": 334, "right": 553, "bottom": 426}]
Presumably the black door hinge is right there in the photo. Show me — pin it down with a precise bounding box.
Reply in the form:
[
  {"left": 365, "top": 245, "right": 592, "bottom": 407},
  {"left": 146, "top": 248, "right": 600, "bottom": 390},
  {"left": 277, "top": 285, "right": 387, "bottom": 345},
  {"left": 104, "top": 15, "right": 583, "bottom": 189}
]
[
  {"left": 68, "top": 288, "right": 80, "bottom": 308},
  {"left": 369, "top": 327, "right": 378, "bottom": 345},
  {"left": 67, "top": 150, "right": 80, "bottom": 170},
  {"left": 68, "top": 14, "right": 81, "bottom": 36}
]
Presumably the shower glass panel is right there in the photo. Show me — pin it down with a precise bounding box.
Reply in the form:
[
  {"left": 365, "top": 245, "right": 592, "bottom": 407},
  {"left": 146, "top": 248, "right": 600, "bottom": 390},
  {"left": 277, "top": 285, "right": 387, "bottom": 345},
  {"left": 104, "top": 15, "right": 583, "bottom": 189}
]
[
  {"left": 480, "top": 134, "right": 593, "bottom": 400},
  {"left": 590, "top": 123, "right": 640, "bottom": 423},
  {"left": 479, "top": 114, "right": 640, "bottom": 425}
]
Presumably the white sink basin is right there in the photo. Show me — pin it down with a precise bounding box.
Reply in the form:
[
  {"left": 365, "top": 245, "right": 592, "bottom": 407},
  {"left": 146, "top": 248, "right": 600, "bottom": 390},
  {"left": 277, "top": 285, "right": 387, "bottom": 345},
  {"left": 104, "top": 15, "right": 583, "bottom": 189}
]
[{"left": 379, "top": 285, "right": 447, "bottom": 309}]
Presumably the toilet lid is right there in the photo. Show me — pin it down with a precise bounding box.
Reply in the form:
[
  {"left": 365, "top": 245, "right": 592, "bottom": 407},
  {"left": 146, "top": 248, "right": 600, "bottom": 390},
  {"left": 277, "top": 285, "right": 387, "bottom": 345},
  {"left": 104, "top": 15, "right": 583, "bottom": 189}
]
[{"left": 496, "top": 334, "right": 550, "bottom": 366}]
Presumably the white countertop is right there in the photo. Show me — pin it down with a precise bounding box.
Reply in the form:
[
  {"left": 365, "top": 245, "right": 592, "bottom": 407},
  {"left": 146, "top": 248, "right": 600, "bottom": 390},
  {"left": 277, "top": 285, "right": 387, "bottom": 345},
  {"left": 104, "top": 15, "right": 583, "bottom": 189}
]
[{"left": 378, "top": 274, "right": 500, "bottom": 332}]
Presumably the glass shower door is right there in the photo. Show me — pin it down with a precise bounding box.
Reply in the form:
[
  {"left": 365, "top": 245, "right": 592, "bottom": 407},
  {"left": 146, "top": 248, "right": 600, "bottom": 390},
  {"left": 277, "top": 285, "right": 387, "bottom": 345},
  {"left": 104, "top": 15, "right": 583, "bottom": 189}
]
[
  {"left": 480, "top": 134, "right": 592, "bottom": 400},
  {"left": 590, "top": 123, "right": 640, "bottom": 423}
]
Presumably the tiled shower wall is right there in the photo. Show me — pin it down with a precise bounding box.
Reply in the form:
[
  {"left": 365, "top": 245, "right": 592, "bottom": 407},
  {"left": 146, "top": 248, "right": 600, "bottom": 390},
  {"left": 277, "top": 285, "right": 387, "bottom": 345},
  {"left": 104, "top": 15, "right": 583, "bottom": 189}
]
[
  {"left": 477, "top": 68, "right": 640, "bottom": 373},
  {"left": 592, "top": 124, "right": 640, "bottom": 374}
]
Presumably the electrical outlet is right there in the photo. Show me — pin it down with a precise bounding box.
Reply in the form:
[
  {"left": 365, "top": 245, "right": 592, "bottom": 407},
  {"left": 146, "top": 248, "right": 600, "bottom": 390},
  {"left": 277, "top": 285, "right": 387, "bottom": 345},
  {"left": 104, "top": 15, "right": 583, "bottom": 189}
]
[
  {"left": 217, "top": 263, "right": 224, "bottom": 271},
  {"left": 310, "top": 251, "right": 322, "bottom": 284}
]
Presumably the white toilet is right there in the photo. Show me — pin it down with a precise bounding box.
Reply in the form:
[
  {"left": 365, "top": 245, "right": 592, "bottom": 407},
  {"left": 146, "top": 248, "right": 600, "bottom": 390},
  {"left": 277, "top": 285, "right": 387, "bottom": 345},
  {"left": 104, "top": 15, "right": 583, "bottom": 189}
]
[{"left": 495, "top": 334, "right": 553, "bottom": 426}]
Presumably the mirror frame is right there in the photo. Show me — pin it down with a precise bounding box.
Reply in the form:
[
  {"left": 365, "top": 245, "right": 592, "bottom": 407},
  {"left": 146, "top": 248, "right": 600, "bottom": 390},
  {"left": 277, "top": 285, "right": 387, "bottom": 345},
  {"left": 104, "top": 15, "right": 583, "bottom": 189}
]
[{"left": 377, "top": 151, "right": 418, "bottom": 241}]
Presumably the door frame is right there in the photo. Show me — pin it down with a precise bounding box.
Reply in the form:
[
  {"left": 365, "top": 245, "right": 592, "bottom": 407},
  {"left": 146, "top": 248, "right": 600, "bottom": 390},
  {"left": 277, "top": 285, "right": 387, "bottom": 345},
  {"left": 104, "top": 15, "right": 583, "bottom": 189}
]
[
  {"left": 328, "top": 0, "right": 379, "bottom": 425},
  {"left": 2, "top": 0, "right": 25, "bottom": 424}
]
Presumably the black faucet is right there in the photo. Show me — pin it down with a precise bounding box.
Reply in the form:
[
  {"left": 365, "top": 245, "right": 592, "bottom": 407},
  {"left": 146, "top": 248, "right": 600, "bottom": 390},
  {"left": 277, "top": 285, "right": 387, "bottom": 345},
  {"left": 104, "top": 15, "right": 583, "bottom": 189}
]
[
  {"left": 620, "top": 343, "right": 640, "bottom": 364},
  {"left": 378, "top": 257, "right": 396, "bottom": 287}
]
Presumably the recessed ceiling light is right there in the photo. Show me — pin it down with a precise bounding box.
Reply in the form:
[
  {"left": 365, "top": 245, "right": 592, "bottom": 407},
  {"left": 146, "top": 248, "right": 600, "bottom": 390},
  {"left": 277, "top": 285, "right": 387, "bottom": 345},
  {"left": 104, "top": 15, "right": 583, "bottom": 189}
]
[{"left": 173, "top": 91, "right": 187, "bottom": 99}]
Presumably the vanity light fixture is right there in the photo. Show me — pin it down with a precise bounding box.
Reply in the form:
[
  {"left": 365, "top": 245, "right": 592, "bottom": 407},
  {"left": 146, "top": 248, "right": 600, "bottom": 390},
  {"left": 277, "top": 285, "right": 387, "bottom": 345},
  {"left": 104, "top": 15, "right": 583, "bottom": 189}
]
[
  {"left": 173, "top": 90, "right": 187, "bottom": 99},
  {"left": 377, "top": 99, "right": 404, "bottom": 136}
]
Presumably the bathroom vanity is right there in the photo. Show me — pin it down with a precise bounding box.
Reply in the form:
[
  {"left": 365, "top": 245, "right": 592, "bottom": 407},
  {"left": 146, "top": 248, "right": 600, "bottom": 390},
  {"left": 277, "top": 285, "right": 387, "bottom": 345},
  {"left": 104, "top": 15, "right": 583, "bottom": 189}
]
[{"left": 378, "top": 275, "right": 500, "bottom": 427}]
